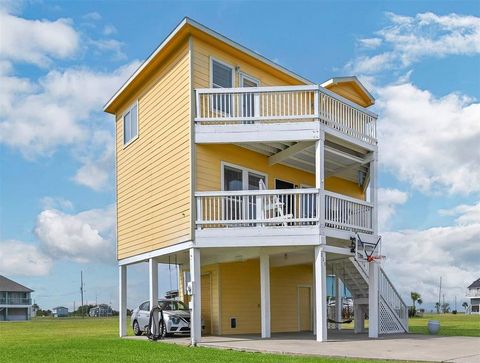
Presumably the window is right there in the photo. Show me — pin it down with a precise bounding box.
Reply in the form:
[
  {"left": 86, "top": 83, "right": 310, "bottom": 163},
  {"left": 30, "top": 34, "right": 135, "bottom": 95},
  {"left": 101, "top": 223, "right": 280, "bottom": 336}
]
[
  {"left": 240, "top": 73, "right": 259, "bottom": 119},
  {"left": 140, "top": 301, "right": 150, "bottom": 311},
  {"left": 212, "top": 59, "right": 233, "bottom": 88},
  {"left": 211, "top": 59, "right": 233, "bottom": 114},
  {"left": 222, "top": 163, "right": 267, "bottom": 221},
  {"left": 123, "top": 102, "right": 138, "bottom": 145}
]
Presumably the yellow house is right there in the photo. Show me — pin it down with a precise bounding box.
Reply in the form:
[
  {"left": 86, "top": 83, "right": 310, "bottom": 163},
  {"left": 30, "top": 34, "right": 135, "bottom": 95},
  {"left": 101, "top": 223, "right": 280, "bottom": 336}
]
[{"left": 104, "top": 18, "right": 408, "bottom": 344}]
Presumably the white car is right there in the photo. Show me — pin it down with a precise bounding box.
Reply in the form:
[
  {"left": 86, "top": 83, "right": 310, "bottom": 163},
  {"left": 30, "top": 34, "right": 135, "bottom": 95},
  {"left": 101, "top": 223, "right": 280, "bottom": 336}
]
[{"left": 131, "top": 299, "right": 193, "bottom": 336}]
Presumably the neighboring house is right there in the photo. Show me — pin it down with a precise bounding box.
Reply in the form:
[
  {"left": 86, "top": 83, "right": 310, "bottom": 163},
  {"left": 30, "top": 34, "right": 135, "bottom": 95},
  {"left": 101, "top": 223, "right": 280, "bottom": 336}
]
[
  {"left": 0, "top": 275, "right": 33, "bottom": 321},
  {"left": 52, "top": 306, "right": 69, "bottom": 317},
  {"left": 89, "top": 304, "right": 113, "bottom": 317},
  {"left": 104, "top": 18, "right": 408, "bottom": 344},
  {"left": 466, "top": 278, "right": 480, "bottom": 314}
]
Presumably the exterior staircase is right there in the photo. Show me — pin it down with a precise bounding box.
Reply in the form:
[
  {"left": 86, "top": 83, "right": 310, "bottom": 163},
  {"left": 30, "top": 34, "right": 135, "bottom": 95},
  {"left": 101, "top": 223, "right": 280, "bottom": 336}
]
[{"left": 330, "top": 240, "right": 409, "bottom": 335}]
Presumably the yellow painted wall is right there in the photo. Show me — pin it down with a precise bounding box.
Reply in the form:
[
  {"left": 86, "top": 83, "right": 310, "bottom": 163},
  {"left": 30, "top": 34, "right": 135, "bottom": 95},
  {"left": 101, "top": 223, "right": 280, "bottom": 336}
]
[
  {"left": 325, "top": 83, "right": 371, "bottom": 108},
  {"left": 208, "top": 259, "right": 314, "bottom": 334},
  {"left": 179, "top": 263, "right": 221, "bottom": 335},
  {"left": 115, "top": 40, "right": 192, "bottom": 259},
  {"left": 271, "top": 264, "right": 313, "bottom": 332},
  {"left": 219, "top": 259, "right": 261, "bottom": 334},
  {"left": 196, "top": 144, "right": 364, "bottom": 199},
  {"left": 192, "top": 36, "right": 302, "bottom": 90}
]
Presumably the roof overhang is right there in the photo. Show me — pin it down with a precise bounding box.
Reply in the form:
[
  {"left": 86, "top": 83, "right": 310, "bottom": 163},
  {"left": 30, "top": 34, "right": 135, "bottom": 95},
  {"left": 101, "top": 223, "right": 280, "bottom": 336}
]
[
  {"left": 104, "top": 17, "right": 313, "bottom": 114},
  {"left": 321, "top": 76, "right": 375, "bottom": 107}
]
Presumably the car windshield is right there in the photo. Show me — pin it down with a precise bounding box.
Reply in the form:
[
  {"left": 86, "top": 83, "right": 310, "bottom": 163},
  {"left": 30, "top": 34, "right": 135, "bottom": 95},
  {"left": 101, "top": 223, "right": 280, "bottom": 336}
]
[{"left": 158, "top": 300, "right": 188, "bottom": 311}]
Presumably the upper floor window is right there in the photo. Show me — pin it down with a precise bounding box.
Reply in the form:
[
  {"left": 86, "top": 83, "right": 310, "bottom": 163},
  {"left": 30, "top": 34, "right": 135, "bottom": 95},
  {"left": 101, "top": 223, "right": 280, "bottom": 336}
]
[
  {"left": 123, "top": 102, "right": 138, "bottom": 146},
  {"left": 211, "top": 59, "right": 233, "bottom": 88}
]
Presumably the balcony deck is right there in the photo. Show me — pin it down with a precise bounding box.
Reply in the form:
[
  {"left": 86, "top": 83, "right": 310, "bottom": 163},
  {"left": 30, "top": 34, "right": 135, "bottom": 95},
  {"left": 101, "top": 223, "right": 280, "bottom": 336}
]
[
  {"left": 195, "top": 188, "right": 373, "bottom": 247},
  {"left": 194, "top": 85, "right": 377, "bottom": 149}
]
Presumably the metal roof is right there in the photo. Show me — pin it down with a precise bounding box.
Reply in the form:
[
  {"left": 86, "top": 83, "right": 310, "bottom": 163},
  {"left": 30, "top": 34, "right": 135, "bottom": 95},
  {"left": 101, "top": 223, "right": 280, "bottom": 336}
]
[
  {"left": 0, "top": 275, "right": 33, "bottom": 292},
  {"left": 468, "top": 278, "right": 480, "bottom": 289}
]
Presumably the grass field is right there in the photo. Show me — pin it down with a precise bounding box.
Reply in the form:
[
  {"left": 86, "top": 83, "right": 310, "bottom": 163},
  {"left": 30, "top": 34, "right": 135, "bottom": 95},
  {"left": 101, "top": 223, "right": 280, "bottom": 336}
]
[
  {"left": 0, "top": 317, "right": 385, "bottom": 363},
  {"left": 408, "top": 313, "right": 480, "bottom": 337},
  {"left": 0, "top": 314, "right": 478, "bottom": 362}
]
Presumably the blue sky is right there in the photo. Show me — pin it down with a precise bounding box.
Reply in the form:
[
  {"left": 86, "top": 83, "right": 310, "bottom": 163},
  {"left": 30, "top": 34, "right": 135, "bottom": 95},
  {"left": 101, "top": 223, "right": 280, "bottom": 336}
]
[{"left": 0, "top": 0, "right": 479, "bottom": 311}]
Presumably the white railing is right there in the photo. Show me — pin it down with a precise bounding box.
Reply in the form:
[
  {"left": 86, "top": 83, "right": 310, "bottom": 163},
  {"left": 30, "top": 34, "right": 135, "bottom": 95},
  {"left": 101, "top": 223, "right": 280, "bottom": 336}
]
[
  {"left": 196, "top": 188, "right": 319, "bottom": 228},
  {"left": 195, "top": 85, "right": 377, "bottom": 144},
  {"left": 466, "top": 290, "right": 480, "bottom": 297},
  {"left": 379, "top": 268, "right": 409, "bottom": 332},
  {"left": 324, "top": 191, "right": 373, "bottom": 233},
  {"left": 195, "top": 189, "right": 374, "bottom": 234}
]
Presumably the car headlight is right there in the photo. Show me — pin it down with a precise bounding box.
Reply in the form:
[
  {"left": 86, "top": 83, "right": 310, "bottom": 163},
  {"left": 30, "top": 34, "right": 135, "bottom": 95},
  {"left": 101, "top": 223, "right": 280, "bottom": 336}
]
[{"left": 170, "top": 315, "right": 180, "bottom": 324}]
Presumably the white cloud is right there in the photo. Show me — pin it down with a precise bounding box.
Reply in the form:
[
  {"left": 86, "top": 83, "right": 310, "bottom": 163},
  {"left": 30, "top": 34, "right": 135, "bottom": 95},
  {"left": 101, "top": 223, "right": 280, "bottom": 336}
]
[
  {"left": 0, "top": 10, "right": 80, "bottom": 67},
  {"left": 103, "top": 24, "right": 117, "bottom": 36},
  {"left": 347, "top": 12, "right": 480, "bottom": 74},
  {"left": 378, "top": 188, "right": 408, "bottom": 231},
  {"left": 89, "top": 38, "right": 125, "bottom": 60},
  {"left": 377, "top": 82, "right": 480, "bottom": 194},
  {"left": 439, "top": 201, "right": 480, "bottom": 226},
  {"left": 34, "top": 205, "right": 115, "bottom": 263},
  {"left": 82, "top": 12, "right": 102, "bottom": 21},
  {"left": 40, "top": 196, "right": 74, "bottom": 211},
  {"left": 0, "top": 240, "right": 53, "bottom": 276},
  {"left": 358, "top": 37, "right": 382, "bottom": 48},
  {"left": 382, "top": 201, "right": 480, "bottom": 304},
  {"left": 0, "top": 62, "right": 139, "bottom": 159}
]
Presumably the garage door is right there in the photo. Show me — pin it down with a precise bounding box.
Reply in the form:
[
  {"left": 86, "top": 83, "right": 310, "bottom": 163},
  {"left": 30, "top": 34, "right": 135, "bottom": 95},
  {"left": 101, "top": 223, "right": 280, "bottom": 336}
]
[{"left": 201, "top": 274, "right": 212, "bottom": 335}]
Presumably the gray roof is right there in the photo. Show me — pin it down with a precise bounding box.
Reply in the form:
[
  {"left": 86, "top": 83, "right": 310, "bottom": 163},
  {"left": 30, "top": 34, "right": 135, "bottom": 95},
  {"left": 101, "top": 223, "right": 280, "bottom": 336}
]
[
  {"left": 0, "top": 275, "right": 33, "bottom": 292},
  {"left": 468, "top": 278, "right": 480, "bottom": 289}
]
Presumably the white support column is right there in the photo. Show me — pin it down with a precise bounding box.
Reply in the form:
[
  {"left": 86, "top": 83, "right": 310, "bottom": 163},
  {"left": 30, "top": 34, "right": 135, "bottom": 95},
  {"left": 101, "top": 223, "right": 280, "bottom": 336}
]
[
  {"left": 314, "top": 245, "right": 327, "bottom": 342},
  {"left": 119, "top": 265, "right": 127, "bottom": 337},
  {"left": 369, "top": 152, "right": 378, "bottom": 235},
  {"left": 260, "top": 254, "right": 271, "bottom": 338},
  {"left": 149, "top": 258, "right": 158, "bottom": 311},
  {"left": 189, "top": 248, "right": 201, "bottom": 345},
  {"left": 315, "top": 133, "right": 325, "bottom": 229},
  {"left": 354, "top": 304, "right": 365, "bottom": 333},
  {"left": 335, "top": 275, "right": 342, "bottom": 330},
  {"left": 368, "top": 261, "right": 379, "bottom": 338}
]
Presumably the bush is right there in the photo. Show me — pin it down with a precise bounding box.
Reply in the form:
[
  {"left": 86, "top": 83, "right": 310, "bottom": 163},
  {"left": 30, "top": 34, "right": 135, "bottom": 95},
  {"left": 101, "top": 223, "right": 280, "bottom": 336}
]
[{"left": 452, "top": 310, "right": 457, "bottom": 314}]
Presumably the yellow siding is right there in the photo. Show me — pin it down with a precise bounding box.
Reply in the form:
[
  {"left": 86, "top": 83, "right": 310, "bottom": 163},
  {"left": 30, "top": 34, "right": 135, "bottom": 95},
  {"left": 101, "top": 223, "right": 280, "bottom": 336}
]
[
  {"left": 219, "top": 259, "right": 261, "bottom": 334},
  {"left": 115, "top": 40, "right": 192, "bottom": 259},
  {"left": 271, "top": 264, "right": 313, "bottom": 332},
  {"left": 196, "top": 144, "right": 364, "bottom": 199},
  {"left": 325, "top": 83, "right": 370, "bottom": 108},
  {"left": 207, "top": 259, "right": 314, "bottom": 334},
  {"left": 192, "top": 36, "right": 301, "bottom": 90},
  {"left": 179, "top": 263, "right": 221, "bottom": 335}
]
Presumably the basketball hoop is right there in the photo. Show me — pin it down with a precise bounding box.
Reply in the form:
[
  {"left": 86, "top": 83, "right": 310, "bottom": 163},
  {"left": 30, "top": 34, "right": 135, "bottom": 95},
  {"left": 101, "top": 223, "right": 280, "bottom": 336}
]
[{"left": 367, "top": 255, "right": 386, "bottom": 263}]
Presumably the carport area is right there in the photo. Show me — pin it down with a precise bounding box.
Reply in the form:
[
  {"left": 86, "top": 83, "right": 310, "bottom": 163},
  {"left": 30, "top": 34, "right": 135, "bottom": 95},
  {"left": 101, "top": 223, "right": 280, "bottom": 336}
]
[{"left": 127, "top": 331, "right": 480, "bottom": 362}]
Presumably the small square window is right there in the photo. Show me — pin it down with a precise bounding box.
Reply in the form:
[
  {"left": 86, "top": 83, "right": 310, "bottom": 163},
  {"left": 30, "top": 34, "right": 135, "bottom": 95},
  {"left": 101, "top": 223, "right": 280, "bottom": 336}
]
[{"left": 123, "top": 103, "right": 138, "bottom": 145}]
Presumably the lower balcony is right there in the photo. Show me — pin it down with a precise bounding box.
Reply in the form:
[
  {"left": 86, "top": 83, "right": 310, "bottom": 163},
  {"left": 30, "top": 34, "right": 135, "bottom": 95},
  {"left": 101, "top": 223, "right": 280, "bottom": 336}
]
[{"left": 195, "top": 188, "right": 374, "bottom": 247}]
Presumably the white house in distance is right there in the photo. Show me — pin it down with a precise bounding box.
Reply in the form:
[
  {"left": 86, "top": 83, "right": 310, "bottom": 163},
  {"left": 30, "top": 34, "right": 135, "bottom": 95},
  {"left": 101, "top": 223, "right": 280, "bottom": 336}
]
[
  {"left": 0, "top": 275, "right": 33, "bottom": 321},
  {"left": 52, "top": 306, "right": 69, "bottom": 318},
  {"left": 466, "top": 278, "right": 480, "bottom": 314}
]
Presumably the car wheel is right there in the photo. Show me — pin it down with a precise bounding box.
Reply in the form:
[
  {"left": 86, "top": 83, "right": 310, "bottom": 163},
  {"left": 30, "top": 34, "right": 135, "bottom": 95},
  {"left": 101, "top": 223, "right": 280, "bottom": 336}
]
[{"left": 133, "top": 320, "right": 142, "bottom": 336}]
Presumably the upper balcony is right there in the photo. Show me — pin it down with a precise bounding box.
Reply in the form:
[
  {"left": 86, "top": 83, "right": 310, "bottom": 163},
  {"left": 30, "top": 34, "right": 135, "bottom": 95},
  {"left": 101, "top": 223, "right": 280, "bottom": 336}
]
[
  {"left": 194, "top": 85, "right": 377, "bottom": 149},
  {"left": 0, "top": 297, "right": 32, "bottom": 305}
]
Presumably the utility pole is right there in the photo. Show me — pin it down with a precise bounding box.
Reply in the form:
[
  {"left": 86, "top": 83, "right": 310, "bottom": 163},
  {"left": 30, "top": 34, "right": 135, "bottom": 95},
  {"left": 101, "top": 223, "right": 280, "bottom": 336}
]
[
  {"left": 438, "top": 277, "right": 442, "bottom": 313},
  {"left": 80, "top": 271, "right": 84, "bottom": 318}
]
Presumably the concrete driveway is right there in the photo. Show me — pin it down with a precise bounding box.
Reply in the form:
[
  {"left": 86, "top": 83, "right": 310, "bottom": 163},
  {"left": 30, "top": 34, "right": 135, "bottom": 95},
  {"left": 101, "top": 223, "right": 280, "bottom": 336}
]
[{"left": 128, "top": 330, "right": 480, "bottom": 362}]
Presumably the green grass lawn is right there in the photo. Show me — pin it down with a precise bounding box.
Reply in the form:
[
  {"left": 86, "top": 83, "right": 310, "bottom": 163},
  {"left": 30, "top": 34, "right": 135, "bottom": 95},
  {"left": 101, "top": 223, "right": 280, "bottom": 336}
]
[
  {"left": 408, "top": 313, "right": 480, "bottom": 337},
  {"left": 1, "top": 314, "right": 478, "bottom": 362},
  {"left": 0, "top": 317, "right": 387, "bottom": 363}
]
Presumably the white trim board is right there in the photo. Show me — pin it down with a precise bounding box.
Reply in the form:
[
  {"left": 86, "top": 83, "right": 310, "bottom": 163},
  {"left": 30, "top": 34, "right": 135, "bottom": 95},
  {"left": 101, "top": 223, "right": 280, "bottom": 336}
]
[{"left": 118, "top": 241, "right": 193, "bottom": 266}]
